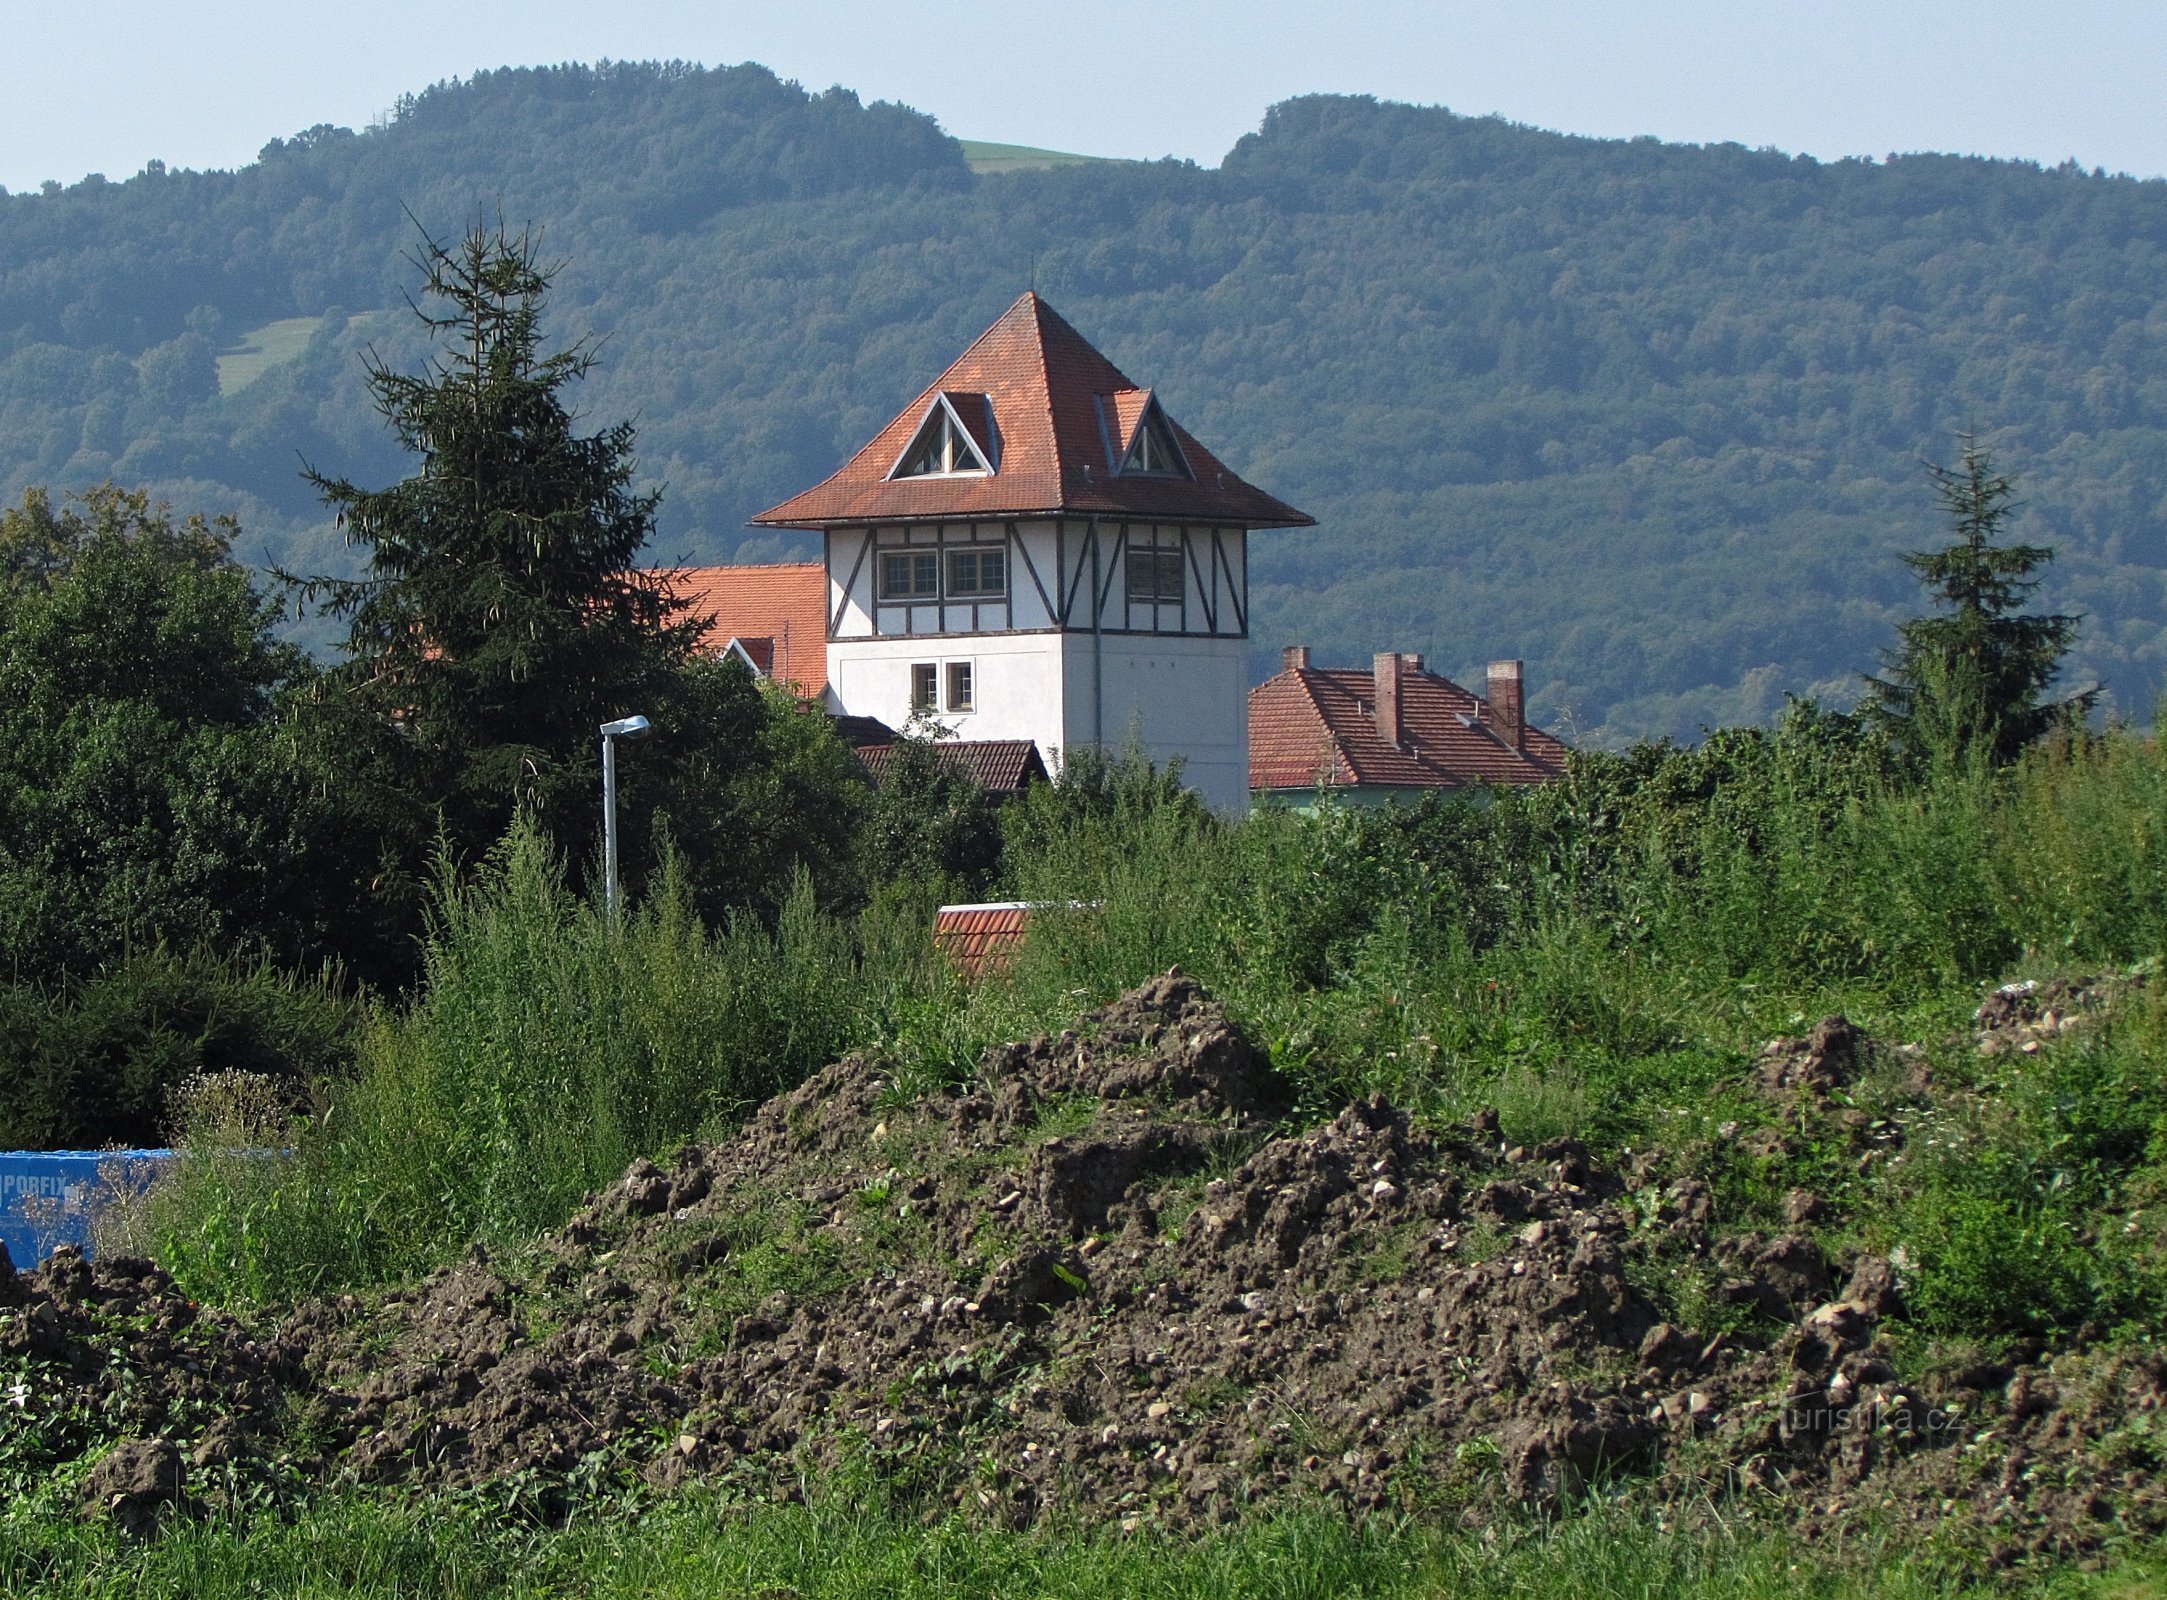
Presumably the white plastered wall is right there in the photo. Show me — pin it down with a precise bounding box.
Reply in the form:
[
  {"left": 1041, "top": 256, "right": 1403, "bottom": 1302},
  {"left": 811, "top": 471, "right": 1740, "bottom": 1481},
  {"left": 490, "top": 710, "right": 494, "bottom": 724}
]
[
  {"left": 826, "top": 631, "right": 1066, "bottom": 749},
  {"left": 1059, "top": 631, "right": 1251, "bottom": 814}
]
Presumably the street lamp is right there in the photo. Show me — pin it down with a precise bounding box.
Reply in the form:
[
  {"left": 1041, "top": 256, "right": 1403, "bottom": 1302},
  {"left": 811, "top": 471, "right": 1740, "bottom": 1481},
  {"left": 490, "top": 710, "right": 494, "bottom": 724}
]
[{"left": 599, "top": 714, "right": 651, "bottom": 920}]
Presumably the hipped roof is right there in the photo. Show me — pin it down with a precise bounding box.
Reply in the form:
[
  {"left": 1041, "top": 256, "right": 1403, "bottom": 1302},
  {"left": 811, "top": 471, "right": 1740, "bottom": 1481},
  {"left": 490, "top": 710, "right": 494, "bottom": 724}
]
[{"left": 752, "top": 293, "right": 1313, "bottom": 530}]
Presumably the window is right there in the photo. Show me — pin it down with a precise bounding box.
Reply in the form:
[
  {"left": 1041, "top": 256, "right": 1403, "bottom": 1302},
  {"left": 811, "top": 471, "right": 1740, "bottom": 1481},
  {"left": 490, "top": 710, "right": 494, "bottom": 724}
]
[
  {"left": 946, "top": 545, "right": 1006, "bottom": 600},
  {"left": 893, "top": 399, "right": 992, "bottom": 478},
  {"left": 1125, "top": 546, "right": 1185, "bottom": 604},
  {"left": 910, "top": 662, "right": 938, "bottom": 711},
  {"left": 945, "top": 660, "right": 974, "bottom": 712},
  {"left": 1121, "top": 408, "right": 1189, "bottom": 477},
  {"left": 879, "top": 549, "right": 939, "bottom": 601}
]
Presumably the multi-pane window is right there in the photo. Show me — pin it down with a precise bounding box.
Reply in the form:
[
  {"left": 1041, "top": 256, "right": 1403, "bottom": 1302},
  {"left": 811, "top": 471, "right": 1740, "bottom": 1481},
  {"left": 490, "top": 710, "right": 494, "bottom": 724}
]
[
  {"left": 910, "top": 662, "right": 938, "bottom": 711},
  {"left": 946, "top": 546, "right": 1006, "bottom": 600},
  {"left": 1121, "top": 412, "right": 1188, "bottom": 477},
  {"left": 880, "top": 550, "right": 939, "bottom": 601},
  {"left": 895, "top": 407, "right": 990, "bottom": 477},
  {"left": 1125, "top": 546, "right": 1185, "bottom": 604},
  {"left": 945, "top": 661, "right": 974, "bottom": 712}
]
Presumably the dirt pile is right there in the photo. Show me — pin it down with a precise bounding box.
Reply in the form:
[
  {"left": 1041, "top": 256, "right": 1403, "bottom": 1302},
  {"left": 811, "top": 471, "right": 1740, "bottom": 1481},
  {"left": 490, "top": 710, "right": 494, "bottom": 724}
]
[{"left": 3, "top": 974, "right": 2160, "bottom": 1559}]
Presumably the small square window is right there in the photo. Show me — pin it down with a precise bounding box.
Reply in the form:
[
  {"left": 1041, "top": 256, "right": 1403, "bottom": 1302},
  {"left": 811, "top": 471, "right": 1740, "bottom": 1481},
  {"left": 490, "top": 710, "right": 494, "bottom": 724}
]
[
  {"left": 946, "top": 545, "right": 1006, "bottom": 600},
  {"left": 945, "top": 660, "right": 974, "bottom": 712},
  {"left": 910, "top": 662, "right": 937, "bottom": 711},
  {"left": 1124, "top": 546, "right": 1184, "bottom": 604},
  {"left": 880, "top": 550, "right": 939, "bottom": 601}
]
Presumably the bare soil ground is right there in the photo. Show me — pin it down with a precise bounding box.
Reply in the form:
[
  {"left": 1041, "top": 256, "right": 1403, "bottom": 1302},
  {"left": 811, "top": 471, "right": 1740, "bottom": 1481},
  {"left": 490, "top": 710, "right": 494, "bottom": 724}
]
[{"left": 8, "top": 975, "right": 2163, "bottom": 1564}]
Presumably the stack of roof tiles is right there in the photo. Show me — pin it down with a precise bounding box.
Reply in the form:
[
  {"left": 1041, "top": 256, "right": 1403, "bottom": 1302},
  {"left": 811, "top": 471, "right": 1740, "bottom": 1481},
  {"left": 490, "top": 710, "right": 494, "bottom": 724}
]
[{"left": 932, "top": 902, "right": 1033, "bottom": 978}]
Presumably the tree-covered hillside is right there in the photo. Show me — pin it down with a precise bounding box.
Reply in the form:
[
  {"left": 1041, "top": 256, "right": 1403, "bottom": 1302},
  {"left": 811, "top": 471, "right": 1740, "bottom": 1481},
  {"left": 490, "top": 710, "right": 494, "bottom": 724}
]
[{"left": 2, "top": 63, "right": 2163, "bottom": 739}]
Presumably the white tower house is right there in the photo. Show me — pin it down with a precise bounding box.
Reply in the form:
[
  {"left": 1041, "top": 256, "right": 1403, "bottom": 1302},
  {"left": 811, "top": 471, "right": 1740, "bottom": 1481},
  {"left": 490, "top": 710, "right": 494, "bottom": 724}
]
[{"left": 750, "top": 294, "right": 1313, "bottom": 812}]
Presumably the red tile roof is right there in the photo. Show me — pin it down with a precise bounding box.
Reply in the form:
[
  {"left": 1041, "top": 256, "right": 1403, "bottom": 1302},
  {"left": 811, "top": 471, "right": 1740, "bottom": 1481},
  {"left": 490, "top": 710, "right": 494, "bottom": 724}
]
[
  {"left": 933, "top": 902, "right": 1033, "bottom": 978},
  {"left": 1250, "top": 658, "right": 1569, "bottom": 794},
  {"left": 752, "top": 294, "right": 1313, "bottom": 531},
  {"left": 664, "top": 563, "right": 827, "bottom": 696},
  {"left": 854, "top": 739, "right": 1049, "bottom": 797}
]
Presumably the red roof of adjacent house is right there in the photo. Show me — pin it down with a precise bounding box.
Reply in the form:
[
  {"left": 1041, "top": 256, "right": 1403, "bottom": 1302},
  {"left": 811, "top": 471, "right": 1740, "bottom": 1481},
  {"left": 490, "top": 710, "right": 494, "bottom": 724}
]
[
  {"left": 854, "top": 739, "right": 1049, "bottom": 797},
  {"left": 751, "top": 294, "right": 1314, "bottom": 531},
  {"left": 932, "top": 902, "right": 1033, "bottom": 978},
  {"left": 664, "top": 563, "right": 827, "bottom": 696},
  {"left": 1250, "top": 656, "right": 1569, "bottom": 794}
]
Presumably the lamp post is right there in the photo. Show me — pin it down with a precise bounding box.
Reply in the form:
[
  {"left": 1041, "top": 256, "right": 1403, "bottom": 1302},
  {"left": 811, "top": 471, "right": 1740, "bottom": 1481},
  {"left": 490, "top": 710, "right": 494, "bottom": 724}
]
[{"left": 599, "top": 714, "right": 651, "bottom": 920}]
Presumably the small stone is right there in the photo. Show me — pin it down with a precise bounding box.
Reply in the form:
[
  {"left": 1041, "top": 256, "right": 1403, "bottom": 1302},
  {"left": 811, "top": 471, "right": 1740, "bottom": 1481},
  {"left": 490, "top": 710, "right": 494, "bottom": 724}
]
[
  {"left": 1370, "top": 1179, "right": 1400, "bottom": 1202},
  {"left": 1783, "top": 1188, "right": 1826, "bottom": 1226},
  {"left": 1518, "top": 1221, "right": 1547, "bottom": 1247},
  {"left": 1240, "top": 1291, "right": 1268, "bottom": 1313},
  {"left": 676, "top": 1433, "right": 698, "bottom": 1456},
  {"left": 1146, "top": 1401, "right": 1172, "bottom": 1420}
]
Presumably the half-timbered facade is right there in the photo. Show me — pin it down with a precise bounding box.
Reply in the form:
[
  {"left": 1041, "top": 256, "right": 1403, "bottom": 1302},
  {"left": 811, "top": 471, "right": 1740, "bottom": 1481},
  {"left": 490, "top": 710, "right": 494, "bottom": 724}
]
[{"left": 752, "top": 294, "right": 1311, "bottom": 811}]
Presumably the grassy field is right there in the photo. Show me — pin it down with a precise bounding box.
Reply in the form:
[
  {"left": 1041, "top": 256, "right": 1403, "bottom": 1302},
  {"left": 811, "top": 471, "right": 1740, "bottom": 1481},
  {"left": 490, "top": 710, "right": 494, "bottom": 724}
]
[
  {"left": 214, "top": 316, "right": 324, "bottom": 395},
  {"left": 956, "top": 140, "right": 1116, "bottom": 175},
  {"left": 5, "top": 1487, "right": 2163, "bottom": 1600}
]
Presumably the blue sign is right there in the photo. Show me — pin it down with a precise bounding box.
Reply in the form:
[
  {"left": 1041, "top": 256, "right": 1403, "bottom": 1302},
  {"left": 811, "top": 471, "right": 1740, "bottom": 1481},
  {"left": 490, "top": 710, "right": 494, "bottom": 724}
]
[{"left": 0, "top": 1150, "right": 173, "bottom": 1268}]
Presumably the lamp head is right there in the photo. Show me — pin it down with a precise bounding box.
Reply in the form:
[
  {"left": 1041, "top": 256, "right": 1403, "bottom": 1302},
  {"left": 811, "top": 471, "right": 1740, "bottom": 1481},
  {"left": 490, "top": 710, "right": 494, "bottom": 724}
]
[{"left": 600, "top": 715, "right": 652, "bottom": 740}]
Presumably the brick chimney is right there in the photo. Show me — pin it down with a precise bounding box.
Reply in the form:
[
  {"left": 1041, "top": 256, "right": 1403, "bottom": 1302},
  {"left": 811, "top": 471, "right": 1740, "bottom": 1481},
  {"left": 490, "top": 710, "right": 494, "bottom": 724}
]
[
  {"left": 1374, "top": 651, "right": 1405, "bottom": 747},
  {"left": 1282, "top": 645, "right": 1311, "bottom": 672},
  {"left": 1487, "top": 660, "right": 1525, "bottom": 752}
]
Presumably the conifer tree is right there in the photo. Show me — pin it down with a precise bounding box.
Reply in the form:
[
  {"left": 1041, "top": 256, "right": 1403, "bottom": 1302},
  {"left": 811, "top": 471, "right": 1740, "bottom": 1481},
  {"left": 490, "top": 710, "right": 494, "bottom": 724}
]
[
  {"left": 299, "top": 220, "right": 702, "bottom": 861},
  {"left": 1862, "top": 435, "right": 2087, "bottom": 766}
]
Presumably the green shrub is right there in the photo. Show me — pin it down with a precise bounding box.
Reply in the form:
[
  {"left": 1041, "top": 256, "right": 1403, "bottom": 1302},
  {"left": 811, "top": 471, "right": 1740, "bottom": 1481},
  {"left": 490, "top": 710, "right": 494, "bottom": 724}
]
[{"left": 0, "top": 948, "right": 353, "bottom": 1150}]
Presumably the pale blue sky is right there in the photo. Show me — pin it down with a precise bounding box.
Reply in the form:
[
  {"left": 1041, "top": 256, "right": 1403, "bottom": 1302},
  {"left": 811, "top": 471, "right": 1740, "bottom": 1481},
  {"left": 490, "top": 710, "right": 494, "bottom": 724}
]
[{"left": 2, "top": 0, "right": 2162, "bottom": 193}]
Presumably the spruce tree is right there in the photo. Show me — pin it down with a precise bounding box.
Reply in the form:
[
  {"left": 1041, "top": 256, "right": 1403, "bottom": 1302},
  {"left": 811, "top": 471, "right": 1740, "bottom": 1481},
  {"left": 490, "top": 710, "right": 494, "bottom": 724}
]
[
  {"left": 1862, "top": 435, "right": 2087, "bottom": 766},
  {"left": 299, "top": 220, "right": 701, "bottom": 863}
]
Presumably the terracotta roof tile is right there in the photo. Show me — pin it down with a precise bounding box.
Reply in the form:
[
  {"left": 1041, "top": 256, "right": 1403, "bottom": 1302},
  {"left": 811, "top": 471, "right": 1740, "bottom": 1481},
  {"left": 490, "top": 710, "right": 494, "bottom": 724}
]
[
  {"left": 664, "top": 563, "right": 828, "bottom": 696},
  {"left": 752, "top": 294, "right": 1313, "bottom": 530},
  {"left": 1250, "top": 660, "right": 1569, "bottom": 795},
  {"left": 855, "top": 738, "right": 1049, "bottom": 797},
  {"left": 933, "top": 902, "right": 1033, "bottom": 978}
]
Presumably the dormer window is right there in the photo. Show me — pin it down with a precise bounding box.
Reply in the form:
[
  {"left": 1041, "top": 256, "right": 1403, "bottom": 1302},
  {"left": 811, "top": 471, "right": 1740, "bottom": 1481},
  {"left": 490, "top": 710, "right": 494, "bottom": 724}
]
[
  {"left": 890, "top": 393, "right": 995, "bottom": 478},
  {"left": 1120, "top": 405, "right": 1190, "bottom": 479}
]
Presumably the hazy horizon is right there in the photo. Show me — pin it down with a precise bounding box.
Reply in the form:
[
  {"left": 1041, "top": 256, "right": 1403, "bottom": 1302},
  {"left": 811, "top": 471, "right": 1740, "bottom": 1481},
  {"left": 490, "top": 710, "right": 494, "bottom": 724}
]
[{"left": 4, "top": 1, "right": 2163, "bottom": 196}]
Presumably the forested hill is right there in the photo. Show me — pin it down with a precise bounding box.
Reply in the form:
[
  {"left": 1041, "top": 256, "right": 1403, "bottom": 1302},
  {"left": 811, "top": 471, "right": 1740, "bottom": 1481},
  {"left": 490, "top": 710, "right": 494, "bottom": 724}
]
[{"left": 3, "top": 63, "right": 2165, "bottom": 740}]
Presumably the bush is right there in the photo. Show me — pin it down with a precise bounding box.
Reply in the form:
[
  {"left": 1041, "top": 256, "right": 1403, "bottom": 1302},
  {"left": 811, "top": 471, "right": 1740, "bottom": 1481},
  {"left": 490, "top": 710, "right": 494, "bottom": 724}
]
[{"left": 0, "top": 948, "right": 353, "bottom": 1150}]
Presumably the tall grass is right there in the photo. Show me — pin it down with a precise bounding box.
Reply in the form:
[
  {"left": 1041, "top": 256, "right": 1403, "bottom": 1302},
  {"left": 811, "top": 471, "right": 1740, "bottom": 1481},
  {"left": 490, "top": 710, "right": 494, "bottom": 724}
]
[
  {"left": 149, "top": 720, "right": 2167, "bottom": 1309},
  {"left": 147, "top": 825, "right": 948, "bottom": 1302}
]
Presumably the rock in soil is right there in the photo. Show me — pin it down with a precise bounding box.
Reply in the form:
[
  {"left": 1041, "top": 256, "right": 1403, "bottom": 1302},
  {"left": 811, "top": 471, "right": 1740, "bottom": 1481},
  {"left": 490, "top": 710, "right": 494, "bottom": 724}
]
[{"left": 79, "top": 1437, "right": 183, "bottom": 1533}]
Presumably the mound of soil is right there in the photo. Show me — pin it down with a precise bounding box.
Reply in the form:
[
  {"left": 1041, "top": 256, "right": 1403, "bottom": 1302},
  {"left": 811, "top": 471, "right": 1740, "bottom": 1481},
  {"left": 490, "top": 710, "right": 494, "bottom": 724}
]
[{"left": 5, "top": 974, "right": 2161, "bottom": 1562}]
